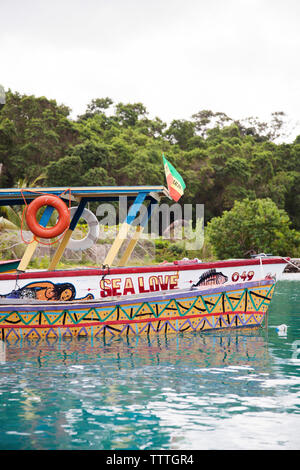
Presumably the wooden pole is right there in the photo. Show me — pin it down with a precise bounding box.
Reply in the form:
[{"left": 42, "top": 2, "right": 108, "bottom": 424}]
[
  {"left": 103, "top": 192, "right": 148, "bottom": 266},
  {"left": 118, "top": 200, "right": 158, "bottom": 266},
  {"left": 118, "top": 225, "right": 143, "bottom": 267},
  {"left": 49, "top": 199, "right": 87, "bottom": 270}
]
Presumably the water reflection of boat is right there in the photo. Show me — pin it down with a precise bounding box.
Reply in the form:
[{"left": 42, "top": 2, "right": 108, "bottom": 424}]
[
  {"left": 0, "top": 279, "right": 275, "bottom": 341},
  {"left": 1, "top": 328, "right": 270, "bottom": 370}
]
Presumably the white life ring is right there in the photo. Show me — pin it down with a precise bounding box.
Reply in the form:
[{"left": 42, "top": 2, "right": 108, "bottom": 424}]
[{"left": 67, "top": 207, "right": 100, "bottom": 251}]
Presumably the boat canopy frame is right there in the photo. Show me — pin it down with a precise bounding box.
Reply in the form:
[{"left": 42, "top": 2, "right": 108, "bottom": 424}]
[{"left": 0, "top": 186, "right": 169, "bottom": 272}]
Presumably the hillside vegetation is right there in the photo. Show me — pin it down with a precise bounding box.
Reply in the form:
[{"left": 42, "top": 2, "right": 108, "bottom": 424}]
[{"left": 0, "top": 90, "right": 299, "bottom": 259}]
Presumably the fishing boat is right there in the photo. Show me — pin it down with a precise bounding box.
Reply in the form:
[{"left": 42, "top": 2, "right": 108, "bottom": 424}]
[
  {"left": 0, "top": 186, "right": 288, "bottom": 303},
  {"left": 0, "top": 278, "right": 275, "bottom": 341}
]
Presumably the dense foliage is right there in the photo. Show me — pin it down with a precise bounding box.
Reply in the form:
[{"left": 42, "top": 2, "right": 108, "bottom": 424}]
[
  {"left": 206, "top": 198, "right": 300, "bottom": 258},
  {"left": 0, "top": 90, "right": 299, "bottom": 258}
]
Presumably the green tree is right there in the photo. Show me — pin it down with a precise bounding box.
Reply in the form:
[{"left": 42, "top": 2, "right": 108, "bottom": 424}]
[
  {"left": 192, "top": 110, "right": 233, "bottom": 138},
  {"left": 0, "top": 90, "right": 78, "bottom": 187},
  {"left": 46, "top": 155, "right": 83, "bottom": 186},
  {"left": 115, "top": 102, "right": 147, "bottom": 127},
  {"left": 83, "top": 167, "right": 116, "bottom": 186},
  {"left": 206, "top": 198, "right": 300, "bottom": 258},
  {"left": 165, "top": 119, "right": 196, "bottom": 149}
]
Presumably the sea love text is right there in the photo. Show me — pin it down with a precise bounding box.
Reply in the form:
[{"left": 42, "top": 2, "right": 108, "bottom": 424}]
[{"left": 100, "top": 274, "right": 179, "bottom": 297}]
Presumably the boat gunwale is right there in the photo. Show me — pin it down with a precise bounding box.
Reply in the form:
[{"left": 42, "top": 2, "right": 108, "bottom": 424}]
[{"left": 0, "top": 257, "right": 289, "bottom": 281}]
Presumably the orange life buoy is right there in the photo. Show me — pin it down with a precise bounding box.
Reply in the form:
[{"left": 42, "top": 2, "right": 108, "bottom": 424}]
[{"left": 26, "top": 195, "right": 70, "bottom": 239}]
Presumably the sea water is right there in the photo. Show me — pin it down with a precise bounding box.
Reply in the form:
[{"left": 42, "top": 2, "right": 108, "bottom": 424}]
[{"left": 0, "top": 278, "right": 299, "bottom": 450}]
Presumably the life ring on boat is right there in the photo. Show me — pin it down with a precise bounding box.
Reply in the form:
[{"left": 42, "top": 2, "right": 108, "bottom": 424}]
[
  {"left": 26, "top": 195, "right": 70, "bottom": 239},
  {"left": 67, "top": 207, "right": 99, "bottom": 251}
]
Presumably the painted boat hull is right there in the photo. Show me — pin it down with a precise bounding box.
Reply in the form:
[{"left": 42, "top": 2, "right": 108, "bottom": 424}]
[
  {"left": 0, "top": 257, "right": 286, "bottom": 302},
  {"left": 0, "top": 279, "right": 275, "bottom": 341}
]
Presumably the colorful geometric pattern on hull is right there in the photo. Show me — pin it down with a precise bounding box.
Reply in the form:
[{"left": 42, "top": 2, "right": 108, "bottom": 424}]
[{"left": 0, "top": 280, "right": 275, "bottom": 342}]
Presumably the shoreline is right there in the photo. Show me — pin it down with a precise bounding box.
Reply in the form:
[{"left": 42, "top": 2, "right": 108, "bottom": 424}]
[{"left": 284, "top": 258, "right": 300, "bottom": 273}]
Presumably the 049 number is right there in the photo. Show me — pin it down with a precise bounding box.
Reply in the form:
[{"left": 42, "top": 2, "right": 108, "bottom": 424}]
[{"left": 232, "top": 271, "right": 254, "bottom": 282}]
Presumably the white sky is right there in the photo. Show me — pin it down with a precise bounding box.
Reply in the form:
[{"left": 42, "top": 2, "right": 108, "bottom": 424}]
[{"left": 1, "top": 0, "right": 300, "bottom": 140}]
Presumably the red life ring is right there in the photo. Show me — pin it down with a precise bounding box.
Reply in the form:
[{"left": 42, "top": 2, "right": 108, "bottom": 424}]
[{"left": 26, "top": 195, "right": 70, "bottom": 239}]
